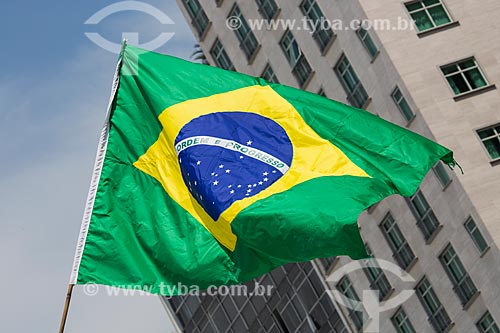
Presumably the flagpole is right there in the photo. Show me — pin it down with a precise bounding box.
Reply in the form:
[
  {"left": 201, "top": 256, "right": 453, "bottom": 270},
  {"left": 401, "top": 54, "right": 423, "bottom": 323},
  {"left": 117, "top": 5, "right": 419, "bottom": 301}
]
[
  {"left": 59, "top": 40, "right": 127, "bottom": 333},
  {"left": 58, "top": 284, "right": 75, "bottom": 333}
]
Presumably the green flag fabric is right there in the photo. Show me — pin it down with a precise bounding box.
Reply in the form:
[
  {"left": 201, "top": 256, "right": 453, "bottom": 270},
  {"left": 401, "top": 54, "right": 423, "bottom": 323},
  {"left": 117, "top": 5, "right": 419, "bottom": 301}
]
[{"left": 70, "top": 44, "right": 455, "bottom": 295}]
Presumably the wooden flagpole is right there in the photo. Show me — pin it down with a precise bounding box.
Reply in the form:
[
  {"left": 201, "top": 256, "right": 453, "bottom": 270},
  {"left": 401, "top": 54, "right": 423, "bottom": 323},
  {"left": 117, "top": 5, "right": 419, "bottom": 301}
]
[{"left": 58, "top": 284, "right": 75, "bottom": 333}]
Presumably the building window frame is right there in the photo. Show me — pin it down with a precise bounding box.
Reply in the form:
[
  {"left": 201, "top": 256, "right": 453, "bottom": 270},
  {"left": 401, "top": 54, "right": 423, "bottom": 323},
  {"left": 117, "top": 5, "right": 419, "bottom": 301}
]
[
  {"left": 334, "top": 54, "right": 370, "bottom": 109},
  {"left": 391, "top": 86, "right": 415, "bottom": 124},
  {"left": 261, "top": 63, "right": 279, "bottom": 83},
  {"left": 356, "top": 27, "right": 379, "bottom": 60},
  {"left": 181, "top": 0, "right": 211, "bottom": 38},
  {"left": 440, "top": 57, "right": 493, "bottom": 99},
  {"left": 362, "top": 244, "right": 393, "bottom": 300},
  {"left": 476, "top": 123, "right": 500, "bottom": 163},
  {"left": 379, "top": 213, "right": 417, "bottom": 271},
  {"left": 408, "top": 189, "right": 441, "bottom": 242},
  {"left": 404, "top": 0, "right": 454, "bottom": 33},
  {"left": 415, "top": 276, "right": 453, "bottom": 333},
  {"left": 318, "top": 256, "right": 337, "bottom": 273},
  {"left": 210, "top": 38, "right": 235, "bottom": 71},
  {"left": 391, "top": 307, "right": 416, "bottom": 333},
  {"left": 256, "top": 0, "right": 279, "bottom": 21},
  {"left": 432, "top": 161, "right": 451, "bottom": 189},
  {"left": 228, "top": 4, "right": 260, "bottom": 62},
  {"left": 337, "top": 276, "right": 366, "bottom": 330},
  {"left": 464, "top": 216, "right": 489, "bottom": 255},
  {"left": 299, "top": 0, "right": 335, "bottom": 53},
  {"left": 477, "top": 311, "right": 500, "bottom": 333},
  {"left": 439, "top": 243, "right": 479, "bottom": 306},
  {"left": 279, "top": 30, "right": 314, "bottom": 87}
]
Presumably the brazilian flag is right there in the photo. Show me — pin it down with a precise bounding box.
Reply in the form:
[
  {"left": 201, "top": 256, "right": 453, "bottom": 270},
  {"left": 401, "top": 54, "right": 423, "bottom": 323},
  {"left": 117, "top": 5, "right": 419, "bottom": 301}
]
[{"left": 70, "top": 44, "right": 455, "bottom": 295}]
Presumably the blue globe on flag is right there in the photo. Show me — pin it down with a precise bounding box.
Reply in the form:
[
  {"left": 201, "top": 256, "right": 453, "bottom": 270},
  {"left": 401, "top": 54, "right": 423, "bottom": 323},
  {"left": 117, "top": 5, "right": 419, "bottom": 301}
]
[{"left": 174, "top": 112, "right": 294, "bottom": 220}]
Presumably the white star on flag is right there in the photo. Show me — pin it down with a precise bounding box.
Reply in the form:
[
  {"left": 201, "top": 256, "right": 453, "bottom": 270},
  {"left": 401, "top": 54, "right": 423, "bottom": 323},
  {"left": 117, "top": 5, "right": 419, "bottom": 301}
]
[
  {"left": 213, "top": 180, "right": 219, "bottom": 186},
  {"left": 263, "top": 172, "right": 268, "bottom": 176},
  {"left": 246, "top": 140, "right": 253, "bottom": 146},
  {"left": 225, "top": 169, "right": 231, "bottom": 173},
  {"left": 219, "top": 164, "right": 224, "bottom": 168},
  {"left": 196, "top": 161, "right": 201, "bottom": 165}
]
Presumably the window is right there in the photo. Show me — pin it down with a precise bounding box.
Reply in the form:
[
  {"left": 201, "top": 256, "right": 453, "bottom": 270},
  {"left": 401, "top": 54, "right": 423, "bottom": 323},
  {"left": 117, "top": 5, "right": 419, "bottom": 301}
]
[
  {"left": 256, "top": 0, "right": 278, "bottom": 20},
  {"left": 409, "top": 190, "right": 440, "bottom": 241},
  {"left": 477, "top": 124, "right": 500, "bottom": 161},
  {"left": 363, "top": 245, "right": 392, "bottom": 300},
  {"left": 405, "top": 0, "right": 452, "bottom": 32},
  {"left": 464, "top": 217, "right": 488, "bottom": 254},
  {"left": 356, "top": 27, "right": 378, "bottom": 59},
  {"left": 210, "top": 38, "right": 235, "bottom": 71},
  {"left": 319, "top": 256, "right": 336, "bottom": 272},
  {"left": 380, "top": 213, "right": 416, "bottom": 270},
  {"left": 433, "top": 161, "right": 451, "bottom": 188},
  {"left": 280, "top": 31, "right": 313, "bottom": 86},
  {"left": 337, "top": 276, "right": 365, "bottom": 330},
  {"left": 335, "top": 54, "right": 369, "bottom": 108},
  {"left": 441, "top": 58, "right": 489, "bottom": 96},
  {"left": 391, "top": 87, "right": 415, "bottom": 122},
  {"left": 391, "top": 307, "right": 416, "bottom": 333},
  {"left": 300, "top": 0, "right": 334, "bottom": 52},
  {"left": 181, "top": 0, "right": 210, "bottom": 37},
  {"left": 416, "top": 277, "right": 452, "bottom": 332},
  {"left": 478, "top": 312, "right": 500, "bottom": 333},
  {"left": 280, "top": 31, "right": 301, "bottom": 66},
  {"left": 228, "top": 5, "right": 259, "bottom": 60},
  {"left": 261, "top": 64, "right": 279, "bottom": 83},
  {"left": 440, "top": 244, "right": 478, "bottom": 305}
]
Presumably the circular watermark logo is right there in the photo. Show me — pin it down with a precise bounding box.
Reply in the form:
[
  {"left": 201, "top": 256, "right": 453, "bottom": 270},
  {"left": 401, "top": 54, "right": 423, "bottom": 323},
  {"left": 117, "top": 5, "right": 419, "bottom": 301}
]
[
  {"left": 83, "top": 283, "right": 99, "bottom": 296},
  {"left": 84, "top": 1, "right": 175, "bottom": 54},
  {"left": 226, "top": 16, "right": 242, "bottom": 30},
  {"left": 327, "top": 259, "right": 415, "bottom": 333}
]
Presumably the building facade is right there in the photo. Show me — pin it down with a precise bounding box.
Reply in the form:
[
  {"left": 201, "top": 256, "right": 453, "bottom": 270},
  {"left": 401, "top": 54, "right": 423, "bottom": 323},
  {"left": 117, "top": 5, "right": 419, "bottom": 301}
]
[
  {"left": 169, "top": 0, "right": 500, "bottom": 332},
  {"left": 167, "top": 262, "right": 350, "bottom": 332}
]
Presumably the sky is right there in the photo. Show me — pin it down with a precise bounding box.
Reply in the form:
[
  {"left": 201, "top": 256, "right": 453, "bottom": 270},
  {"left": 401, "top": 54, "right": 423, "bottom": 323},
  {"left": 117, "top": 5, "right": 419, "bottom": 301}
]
[{"left": 0, "top": 1, "right": 197, "bottom": 332}]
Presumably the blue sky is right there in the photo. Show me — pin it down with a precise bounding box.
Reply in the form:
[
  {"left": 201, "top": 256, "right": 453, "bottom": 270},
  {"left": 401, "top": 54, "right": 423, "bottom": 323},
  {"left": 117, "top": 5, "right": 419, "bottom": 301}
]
[{"left": 0, "top": 1, "right": 196, "bottom": 331}]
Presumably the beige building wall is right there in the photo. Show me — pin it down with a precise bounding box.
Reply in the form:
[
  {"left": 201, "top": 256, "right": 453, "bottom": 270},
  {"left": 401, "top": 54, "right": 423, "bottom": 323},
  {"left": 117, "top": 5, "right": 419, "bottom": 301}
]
[{"left": 176, "top": 0, "right": 500, "bottom": 331}]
